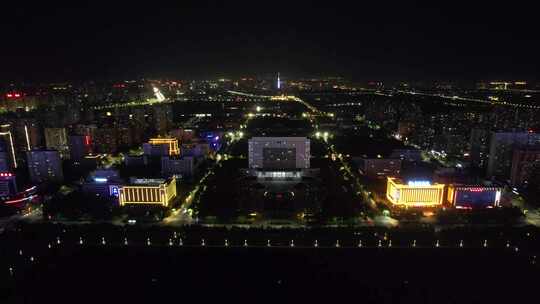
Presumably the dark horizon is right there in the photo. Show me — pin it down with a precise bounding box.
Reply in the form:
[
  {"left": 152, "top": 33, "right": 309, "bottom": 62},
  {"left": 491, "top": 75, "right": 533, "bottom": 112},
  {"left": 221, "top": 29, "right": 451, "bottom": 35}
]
[{"left": 2, "top": 1, "right": 539, "bottom": 83}]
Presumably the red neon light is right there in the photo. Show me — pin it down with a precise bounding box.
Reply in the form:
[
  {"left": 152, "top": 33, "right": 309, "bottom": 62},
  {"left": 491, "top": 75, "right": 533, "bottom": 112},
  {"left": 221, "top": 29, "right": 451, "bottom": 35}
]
[
  {"left": 0, "top": 172, "right": 13, "bottom": 177},
  {"left": 6, "top": 93, "right": 13, "bottom": 98},
  {"left": 459, "top": 187, "right": 496, "bottom": 192},
  {"left": 85, "top": 135, "right": 91, "bottom": 146},
  {"left": 4, "top": 196, "right": 32, "bottom": 204},
  {"left": 14, "top": 93, "right": 20, "bottom": 98}
]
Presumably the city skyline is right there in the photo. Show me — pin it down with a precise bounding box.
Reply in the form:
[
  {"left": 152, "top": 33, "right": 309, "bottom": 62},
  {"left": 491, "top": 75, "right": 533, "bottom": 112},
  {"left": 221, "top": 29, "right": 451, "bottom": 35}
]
[{"left": 2, "top": 2, "right": 540, "bottom": 303}]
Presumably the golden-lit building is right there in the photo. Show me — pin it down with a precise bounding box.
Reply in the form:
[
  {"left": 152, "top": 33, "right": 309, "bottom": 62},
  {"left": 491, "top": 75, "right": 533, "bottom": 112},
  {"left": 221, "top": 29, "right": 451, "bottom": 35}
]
[
  {"left": 119, "top": 177, "right": 177, "bottom": 207},
  {"left": 386, "top": 177, "right": 445, "bottom": 207},
  {"left": 146, "top": 138, "right": 180, "bottom": 156}
]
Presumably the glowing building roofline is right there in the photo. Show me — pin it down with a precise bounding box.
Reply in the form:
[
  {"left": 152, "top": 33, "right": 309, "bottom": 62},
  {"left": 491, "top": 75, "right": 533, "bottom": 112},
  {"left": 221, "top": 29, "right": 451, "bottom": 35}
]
[
  {"left": 118, "top": 176, "right": 177, "bottom": 207},
  {"left": 147, "top": 138, "right": 180, "bottom": 156}
]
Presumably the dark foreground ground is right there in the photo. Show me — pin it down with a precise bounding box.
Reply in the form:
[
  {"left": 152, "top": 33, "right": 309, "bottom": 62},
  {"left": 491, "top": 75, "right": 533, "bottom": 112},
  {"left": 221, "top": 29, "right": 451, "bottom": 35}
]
[{"left": 3, "top": 246, "right": 539, "bottom": 304}]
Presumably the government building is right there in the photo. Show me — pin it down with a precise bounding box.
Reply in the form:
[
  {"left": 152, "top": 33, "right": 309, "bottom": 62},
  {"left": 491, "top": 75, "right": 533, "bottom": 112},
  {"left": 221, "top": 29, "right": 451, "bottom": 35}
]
[
  {"left": 248, "top": 137, "right": 310, "bottom": 169},
  {"left": 118, "top": 177, "right": 177, "bottom": 207}
]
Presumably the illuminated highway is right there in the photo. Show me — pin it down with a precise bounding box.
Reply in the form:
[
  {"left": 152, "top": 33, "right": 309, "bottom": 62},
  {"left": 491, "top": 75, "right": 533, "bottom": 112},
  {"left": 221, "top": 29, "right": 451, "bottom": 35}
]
[
  {"left": 397, "top": 90, "right": 540, "bottom": 109},
  {"left": 92, "top": 86, "right": 171, "bottom": 110}
]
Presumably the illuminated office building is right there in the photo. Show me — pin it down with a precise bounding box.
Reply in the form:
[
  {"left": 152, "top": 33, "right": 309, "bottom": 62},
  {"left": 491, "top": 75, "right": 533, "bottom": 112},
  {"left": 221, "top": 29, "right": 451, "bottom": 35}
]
[
  {"left": 0, "top": 172, "right": 17, "bottom": 197},
  {"left": 0, "top": 152, "right": 9, "bottom": 171},
  {"left": 161, "top": 156, "right": 195, "bottom": 177},
  {"left": 181, "top": 141, "right": 210, "bottom": 158},
  {"left": 486, "top": 132, "right": 540, "bottom": 179},
  {"left": 510, "top": 147, "right": 540, "bottom": 186},
  {"left": 26, "top": 150, "right": 63, "bottom": 183},
  {"left": 82, "top": 169, "right": 123, "bottom": 202},
  {"left": 0, "top": 124, "right": 18, "bottom": 169},
  {"left": 248, "top": 137, "right": 310, "bottom": 169},
  {"left": 119, "top": 177, "right": 177, "bottom": 207},
  {"left": 44, "top": 128, "right": 70, "bottom": 159},
  {"left": 386, "top": 177, "right": 445, "bottom": 207},
  {"left": 69, "top": 135, "right": 92, "bottom": 160},
  {"left": 390, "top": 149, "right": 422, "bottom": 162},
  {"left": 355, "top": 158, "right": 401, "bottom": 179},
  {"left": 143, "top": 138, "right": 180, "bottom": 156},
  {"left": 447, "top": 185, "right": 502, "bottom": 209},
  {"left": 93, "top": 127, "right": 118, "bottom": 153},
  {"left": 14, "top": 119, "right": 41, "bottom": 152},
  {"left": 152, "top": 105, "right": 173, "bottom": 133}
]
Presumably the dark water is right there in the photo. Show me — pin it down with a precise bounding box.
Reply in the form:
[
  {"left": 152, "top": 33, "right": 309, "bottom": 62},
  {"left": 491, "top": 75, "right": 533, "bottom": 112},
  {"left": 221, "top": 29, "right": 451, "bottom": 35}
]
[{"left": 5, "top": 247, "right": 539, "bottom": 303}]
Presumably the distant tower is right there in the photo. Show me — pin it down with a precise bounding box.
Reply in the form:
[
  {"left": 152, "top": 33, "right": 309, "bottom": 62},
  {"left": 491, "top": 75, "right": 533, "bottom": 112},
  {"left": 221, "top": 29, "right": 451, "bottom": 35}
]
[{"left": 277, "top": 72, "right": 281, "bottom": 90}]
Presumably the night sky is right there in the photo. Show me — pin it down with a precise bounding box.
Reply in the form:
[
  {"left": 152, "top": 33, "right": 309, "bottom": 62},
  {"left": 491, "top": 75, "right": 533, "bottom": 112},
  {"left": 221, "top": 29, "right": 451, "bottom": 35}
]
[{"left": 1, "top": 1, "right": 539, "bottom": 82}]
